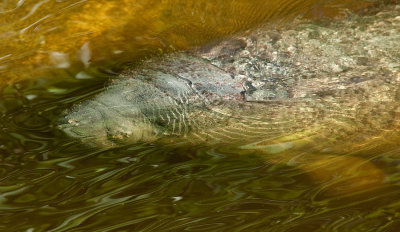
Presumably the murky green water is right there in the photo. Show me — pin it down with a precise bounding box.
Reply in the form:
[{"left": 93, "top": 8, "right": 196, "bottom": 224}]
[{"left": 1, "top": 0, "right": 400, "bottom": 231}]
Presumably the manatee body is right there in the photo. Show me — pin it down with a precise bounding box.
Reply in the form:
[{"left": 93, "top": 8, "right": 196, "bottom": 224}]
[
  {"left": 60, "top": 5, "right": 400, "bottom": 151},
  {"left": 62, "top": 54, "right": 312, "bottom": 147}
]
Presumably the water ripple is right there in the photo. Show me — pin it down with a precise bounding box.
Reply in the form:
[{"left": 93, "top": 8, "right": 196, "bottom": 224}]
[{"left": 1, "top": 1, "right": 400, "bottom": 231}]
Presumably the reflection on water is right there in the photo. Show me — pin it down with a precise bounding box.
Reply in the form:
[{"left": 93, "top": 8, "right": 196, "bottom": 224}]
[{"left": 1, "top": 0, "right": 400, "bottom": 231}]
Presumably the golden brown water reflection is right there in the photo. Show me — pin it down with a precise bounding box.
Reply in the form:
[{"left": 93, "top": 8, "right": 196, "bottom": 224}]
[{"left": 1, "top": 0, "right": 400, "bottom": 231}]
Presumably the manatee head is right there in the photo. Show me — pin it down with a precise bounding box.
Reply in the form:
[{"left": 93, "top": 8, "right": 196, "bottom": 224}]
[
  {"left": 58, "top": 98, "right": 159, "bottom": 147},
  {"left": 58, "top": 104, "right": 106, "bottom": 145}
]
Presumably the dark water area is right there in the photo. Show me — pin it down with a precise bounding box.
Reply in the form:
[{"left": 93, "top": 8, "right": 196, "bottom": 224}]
[{"left": 1, "top": 0, "right": 400, "bottom": 231}]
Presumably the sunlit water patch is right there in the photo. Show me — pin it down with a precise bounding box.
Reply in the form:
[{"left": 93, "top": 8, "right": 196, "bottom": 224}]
[{"left": 0, "top": 0, "right": 378, "bottom": 85}]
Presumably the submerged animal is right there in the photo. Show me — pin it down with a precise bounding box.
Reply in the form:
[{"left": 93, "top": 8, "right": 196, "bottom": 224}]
[
  {"left": 60, "top": 5, "right": 400, "bottom": 152},
  {"left": 59, "top": 5, "right": 400, "bottom": 196}
]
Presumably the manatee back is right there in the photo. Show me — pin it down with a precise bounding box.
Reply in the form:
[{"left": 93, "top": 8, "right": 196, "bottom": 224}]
[{"left": 132, "top": 54, "right": 245, "bottom": 102}]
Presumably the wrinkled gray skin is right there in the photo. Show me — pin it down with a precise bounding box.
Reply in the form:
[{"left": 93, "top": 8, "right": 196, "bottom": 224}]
[{"left": 60, "top": 5, "right": 400, "bottom": 151}]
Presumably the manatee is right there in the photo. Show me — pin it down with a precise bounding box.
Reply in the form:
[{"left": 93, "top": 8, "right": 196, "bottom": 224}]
[
  {"left": 58, "top": 5, "right": 400, "bottom": 196},
  {"left": 59, "top": 5, "right": 400, "bottom": 152}
]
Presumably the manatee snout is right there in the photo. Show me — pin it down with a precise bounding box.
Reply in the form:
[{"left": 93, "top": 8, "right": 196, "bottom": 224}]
[
  {"left": 58, "top": 99, "right": 162, "bottom": 147},
  {"left": 58, "top": 105, "right": 108, "bottom": 145}
]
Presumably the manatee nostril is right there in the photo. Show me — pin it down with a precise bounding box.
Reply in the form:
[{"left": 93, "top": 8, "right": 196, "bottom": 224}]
[{"left": 67, "top": 119, "right": 80, "bottom": 126}]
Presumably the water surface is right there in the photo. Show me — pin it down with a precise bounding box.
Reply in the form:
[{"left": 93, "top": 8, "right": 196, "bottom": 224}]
[{"left": 1, "top": 0, "right": 400, "bottom": 231}]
